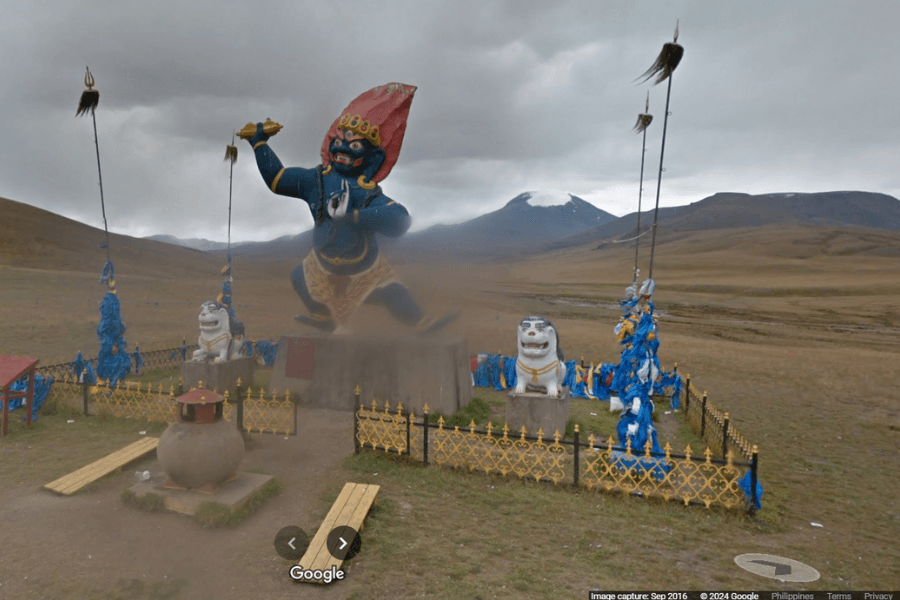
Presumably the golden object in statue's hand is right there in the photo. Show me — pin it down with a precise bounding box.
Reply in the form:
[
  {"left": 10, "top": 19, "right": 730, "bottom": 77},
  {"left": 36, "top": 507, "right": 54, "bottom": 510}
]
[{"left": 237, "top": 118, "right": 283, "bottom": 140}]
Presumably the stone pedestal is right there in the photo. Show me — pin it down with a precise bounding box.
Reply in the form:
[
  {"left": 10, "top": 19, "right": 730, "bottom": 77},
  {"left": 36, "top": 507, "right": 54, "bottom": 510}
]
[
  {"left": 506, "top": 388, "right": 570, "bottom": 438},
  {"left": 181, "top": 357, "right": 255, "bottom": 399},
  {"left": 129, "top": 471, "right": 273, "bottom": 516},
  {"left": 270, "top": 333, "right": 472, "bottom": 415}
]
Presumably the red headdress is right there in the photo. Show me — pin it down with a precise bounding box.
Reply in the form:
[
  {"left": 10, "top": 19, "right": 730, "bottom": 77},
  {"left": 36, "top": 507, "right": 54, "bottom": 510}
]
[{"left": 320, "top": 83, "right": 416, "bottom": 186}]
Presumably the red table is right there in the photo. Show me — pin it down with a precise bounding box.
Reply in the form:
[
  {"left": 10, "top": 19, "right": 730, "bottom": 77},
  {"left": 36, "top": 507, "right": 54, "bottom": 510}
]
[{"left": 0, "top": 355, "right": 39, "bottom": 436}]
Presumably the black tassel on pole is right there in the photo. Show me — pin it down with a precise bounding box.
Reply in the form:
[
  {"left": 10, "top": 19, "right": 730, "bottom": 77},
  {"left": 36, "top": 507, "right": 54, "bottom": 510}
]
[
  {"left": 76, "top": 67, "right": 111, "bottom": 265},
  {"left": 639, "top": 22, "right": 683, "bottom": 281},
  {"left": 224, "top": 132, "right": 238, "bottom": 271},
  {"left": 632, "top": 92, "right": 652, "bottom": 283}
]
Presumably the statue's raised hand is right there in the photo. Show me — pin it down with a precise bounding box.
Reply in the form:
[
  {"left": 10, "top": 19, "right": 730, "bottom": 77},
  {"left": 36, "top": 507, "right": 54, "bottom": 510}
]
[
  {"left": 327, "top": 179, "right": 351, "bottom": 220},
  {"left": 237, "top": 119, "right": 284, "bottom": 145}
]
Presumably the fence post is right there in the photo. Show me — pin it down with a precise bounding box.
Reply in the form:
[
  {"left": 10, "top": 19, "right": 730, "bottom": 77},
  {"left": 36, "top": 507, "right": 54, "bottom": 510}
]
[
  {"left": 236, "top": 377, "right": 244, "bottom": 432},
  {"left": 700, "top": 391, "right": 708, "bottom": 438},
  {"left": 292, "top": 392, "right": 297, "bottom": 436},
  {"left": 405, "top": 408, "right": 411, "bottom": 457},
  {"left": 573, "top": 424, "right": 580, "bottom": 489},
  {"left": 81, "top": 381, "right": 89, "bottom": 416},
  {"left": 722, "top": 412, "right": 730, "bottom": 458},
  {"left": 353, "top": 385, "right": 361, "bottom": 455},
  {"left": 423, "top": 404, "right": 429, "bottom": 465},
  {"left": 684, "top": 375, "right": 691, "bottom": 412},
  {"left": 749, "top": 445, "right": 759, "bottom": 515}
]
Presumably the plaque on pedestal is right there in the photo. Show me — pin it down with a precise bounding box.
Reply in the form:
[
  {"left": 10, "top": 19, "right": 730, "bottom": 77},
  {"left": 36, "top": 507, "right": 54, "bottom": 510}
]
[
  {"left": 270, "top": 333, "right": 472, "bottom": 415},
  {"left": 181, "top": 357, "right": 255, "bottom": 399},
  {"left": 506, "top": 388, "right": 570, "bottom": 439}
]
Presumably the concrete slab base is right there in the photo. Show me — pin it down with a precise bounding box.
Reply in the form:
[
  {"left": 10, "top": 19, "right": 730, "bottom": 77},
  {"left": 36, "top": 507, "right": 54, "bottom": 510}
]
[
  {"left": 506, "top": 388, "right": 570, "bottom": 439},
  {"left": 127, "top": 470, "right": 273, "bottom": 516},
  {"left": 181, "top": 357, "right": 255, "bottom": 399},
  {"left": 270, "top": 333, "right": 472, "bottom": 415}
]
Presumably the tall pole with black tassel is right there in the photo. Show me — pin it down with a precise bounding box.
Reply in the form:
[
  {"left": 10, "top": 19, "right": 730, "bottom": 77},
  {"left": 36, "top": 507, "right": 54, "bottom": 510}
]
[
  {"left": 631, "top": 92, "right": 653, "bottom": 284},
  {"left": 76, "top": 67, "right": 110, "bottom": 264},
  {"left": 638, "top": 22, "right": 684, "bottom": 280},
  {"left": 218, "top": 135, "right": 244, "bottom": 358},
  {"left": 76, "top": 67, "right": 131, "bottom": 387}
]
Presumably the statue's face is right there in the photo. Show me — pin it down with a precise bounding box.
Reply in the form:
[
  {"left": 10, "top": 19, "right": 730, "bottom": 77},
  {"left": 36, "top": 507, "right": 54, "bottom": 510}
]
[
  {"left": 198, "top": 301, "right": 229, "bottom": 333},
  {"left": 329, "top": 129, "right": 377, "bottom": 177},
  {"left": 517, "top": 316, "right": 557, "bottom": 359}
]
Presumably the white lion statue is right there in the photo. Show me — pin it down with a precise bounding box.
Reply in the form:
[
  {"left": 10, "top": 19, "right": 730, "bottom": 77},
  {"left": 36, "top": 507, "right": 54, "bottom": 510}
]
[
  {"left": 191, "top": 301, "right": 245, "bottom": 363},
  {"left": 514, "top": 316, "right": 566, "bottom": 397}
]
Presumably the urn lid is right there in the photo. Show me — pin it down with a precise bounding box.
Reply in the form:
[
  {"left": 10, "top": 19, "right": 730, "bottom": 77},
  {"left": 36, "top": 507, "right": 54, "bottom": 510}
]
[{"left": 176, "top": 388, "right": 223, "bottom": 405}]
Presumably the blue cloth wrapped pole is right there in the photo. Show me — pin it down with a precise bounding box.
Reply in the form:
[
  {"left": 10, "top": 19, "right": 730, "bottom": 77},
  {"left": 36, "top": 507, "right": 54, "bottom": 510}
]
[
  {"left": 8, "top": 374, "right": 54, "bottom": 421},
  {"left": 253, "top": 340, "right": 280, "bottom": 367},
  {"left": 738, "top": 469, "right": 764, "bottom": 511}
]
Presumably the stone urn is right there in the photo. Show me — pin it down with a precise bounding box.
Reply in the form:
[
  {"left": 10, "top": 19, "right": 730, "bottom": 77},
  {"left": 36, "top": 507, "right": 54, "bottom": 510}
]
[{"left": 157, "top": 388, "right": 244, "bottom": 492}]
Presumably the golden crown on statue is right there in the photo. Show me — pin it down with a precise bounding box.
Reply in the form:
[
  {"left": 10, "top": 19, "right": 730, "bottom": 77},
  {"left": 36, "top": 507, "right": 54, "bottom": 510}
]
[{"left": 337, "top": 114, "right": 381, "bottom": 147}]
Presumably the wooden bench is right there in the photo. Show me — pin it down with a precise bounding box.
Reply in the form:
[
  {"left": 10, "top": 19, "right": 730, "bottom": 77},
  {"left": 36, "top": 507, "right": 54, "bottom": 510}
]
[
  {"left": 298, "top": 481, "right": 380, "bottom": 583},
  {"left": 44, "top": 437, "right": 160, "bottom": 495}
]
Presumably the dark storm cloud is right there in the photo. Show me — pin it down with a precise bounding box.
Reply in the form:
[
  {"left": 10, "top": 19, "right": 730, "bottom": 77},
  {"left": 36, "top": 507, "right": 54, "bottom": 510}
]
[{"left": 1, "top": 1, "right": 898, "bottom": 242}]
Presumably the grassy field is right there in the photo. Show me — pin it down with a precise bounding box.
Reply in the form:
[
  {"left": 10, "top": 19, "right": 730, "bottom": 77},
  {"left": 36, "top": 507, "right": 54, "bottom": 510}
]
[{"left": 1, "top": 221, "right": 899, "bottom": 596}]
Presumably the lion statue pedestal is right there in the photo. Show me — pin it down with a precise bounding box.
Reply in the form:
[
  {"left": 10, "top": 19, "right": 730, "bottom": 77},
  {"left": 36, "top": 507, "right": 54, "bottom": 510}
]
[
  {"left": 181, "top": 358, "right": 254, "bottom": 401},
  {"left": 506, "top": 388, "right": 570, "bottom": 439}
]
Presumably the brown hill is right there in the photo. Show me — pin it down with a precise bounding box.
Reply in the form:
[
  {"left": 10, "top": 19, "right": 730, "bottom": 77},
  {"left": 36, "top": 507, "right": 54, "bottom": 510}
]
[
  {"left": 590, "top": 222, "right": 900, "bottom": 260},
  {"left": 0, "top": 196, "right": 223, "bottom": 277}
]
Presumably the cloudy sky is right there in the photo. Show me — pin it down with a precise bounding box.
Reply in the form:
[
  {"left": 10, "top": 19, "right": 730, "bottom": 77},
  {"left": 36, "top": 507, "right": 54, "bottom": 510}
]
[{"left": 2, "top": 1, "right": 898, "bottom": 243}]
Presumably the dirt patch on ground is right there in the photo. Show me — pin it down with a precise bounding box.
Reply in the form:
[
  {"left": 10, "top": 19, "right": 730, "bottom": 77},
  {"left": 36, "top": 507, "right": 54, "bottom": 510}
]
[{"left": 0, "top": 407, "right": 357, "bottom": 600}]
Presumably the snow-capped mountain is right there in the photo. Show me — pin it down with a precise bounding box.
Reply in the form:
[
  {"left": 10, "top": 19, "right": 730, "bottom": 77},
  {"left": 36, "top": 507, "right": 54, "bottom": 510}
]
[{"left": 392, "top": 190, "right": 618, "bottom": 257}]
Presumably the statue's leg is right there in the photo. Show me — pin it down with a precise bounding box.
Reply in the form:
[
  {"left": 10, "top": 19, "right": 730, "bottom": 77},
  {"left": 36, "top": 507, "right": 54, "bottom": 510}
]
[
  {"left": 290, "top": 263, "right": 335, "bottom": 331},
  {"left": 365, "top": 283, "right": 423, "bottom": 325},
  {"left": 366, "top": 283, "right": 459, "bottom": 334}
]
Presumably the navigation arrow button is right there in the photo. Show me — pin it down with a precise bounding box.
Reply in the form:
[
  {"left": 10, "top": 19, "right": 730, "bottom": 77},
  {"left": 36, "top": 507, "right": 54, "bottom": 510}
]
[
  {"left": 749, "top": 560, "right": 792, "bottom": 576},
  {"left": 274, "top": 526, "right": 308, "bottom": 561},
  {"left": 327, "top": 526, "right": 361, "bottom": 560},
  {"left": 735, "top": 553, "right": 820, "bottom": 582}
]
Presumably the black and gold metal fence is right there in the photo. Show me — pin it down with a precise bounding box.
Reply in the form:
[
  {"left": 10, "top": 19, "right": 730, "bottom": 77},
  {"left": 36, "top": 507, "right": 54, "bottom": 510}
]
[
  {"left": 47, "top": 375, "right": 295, "bottom": 435},
  {"left": 353, "top": 390, "right": 759, "bottom": 513},
  {"left": 680, "top": 374, "right": 755, "bottom": 462},
  {"left": 580, "top": 435, "right": 747, "bottom": 509},
  {"left": 36, "top": 343, "right": 201, "bottom": 380},
  {"left": 236, "top": 381, "right": 296, "bottom": 436}
]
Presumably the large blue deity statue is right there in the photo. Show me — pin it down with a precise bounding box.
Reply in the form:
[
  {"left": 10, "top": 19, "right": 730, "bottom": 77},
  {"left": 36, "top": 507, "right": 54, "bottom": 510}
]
[{"left": 240, "top": 84, "right": 454, "bottom": 334}]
